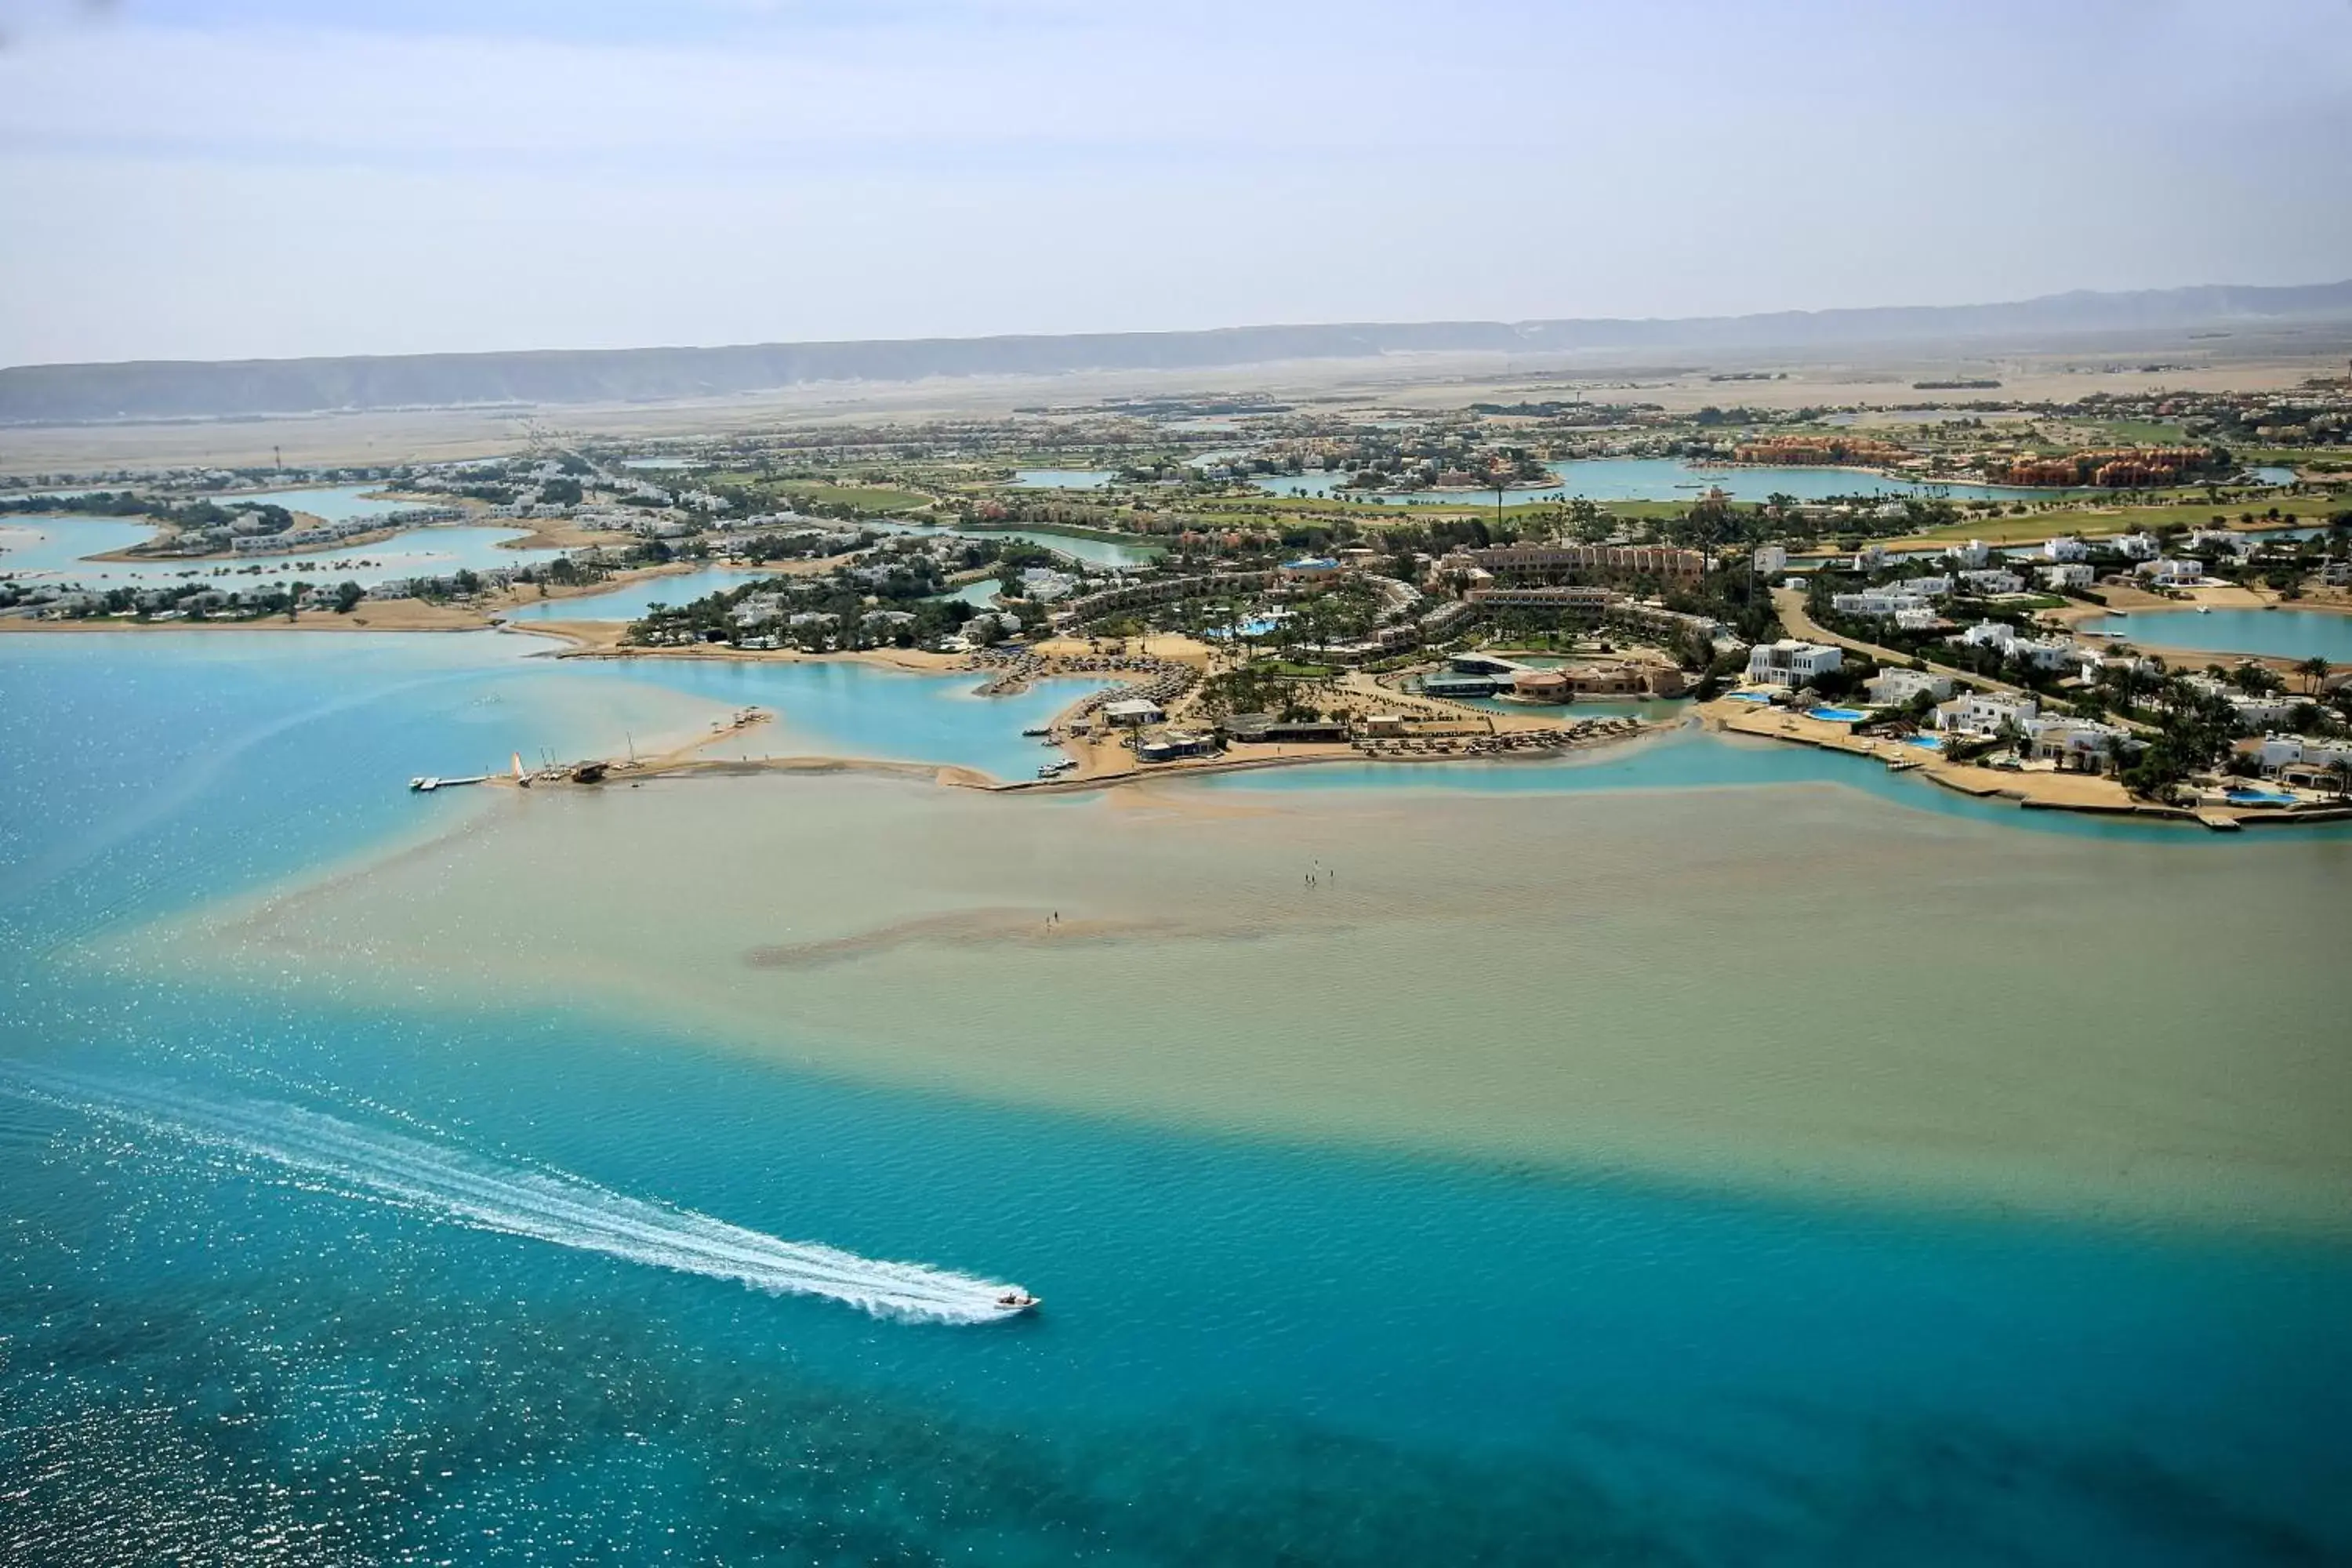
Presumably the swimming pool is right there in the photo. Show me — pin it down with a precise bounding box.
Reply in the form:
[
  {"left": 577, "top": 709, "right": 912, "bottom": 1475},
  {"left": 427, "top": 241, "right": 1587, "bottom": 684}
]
[
  {"left": 1204, "top": 613, "right": 1288, "bottom": 639},
  {"left": 1904, "top": 735, "right": 1944, "bottom": 751},
  {"left": 2225, "top": 788, "right": 2297, "bottom": 806},
  {"left": 1729, "top": 691, "right": 1777, "bottom": 704},
  {"left": 1808, "top": 707, "right": 1867, "bottom": 723}
]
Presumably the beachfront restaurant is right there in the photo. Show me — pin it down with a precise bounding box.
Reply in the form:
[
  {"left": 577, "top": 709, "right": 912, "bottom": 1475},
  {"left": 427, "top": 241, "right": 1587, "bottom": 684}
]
[
  {"left": 1420, "top": 673, "right": 1504, "bottom": 699},
  {"left": 1103, "top": 697, "right": 1166, "bottom": 728},
  {"left": 1138, "top": 731, "right": 1219, "bottom": 764}
]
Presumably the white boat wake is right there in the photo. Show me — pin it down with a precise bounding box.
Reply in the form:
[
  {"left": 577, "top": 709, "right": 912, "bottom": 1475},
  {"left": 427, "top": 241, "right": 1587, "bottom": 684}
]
[{"left": 2, "top": 1065, "right": 1031, "bottom": 1325}]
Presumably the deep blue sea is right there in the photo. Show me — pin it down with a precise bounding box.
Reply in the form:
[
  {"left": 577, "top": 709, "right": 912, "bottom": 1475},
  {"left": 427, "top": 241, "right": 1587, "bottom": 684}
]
[{"left": 3, "top": 633, "right": 2348, "bottom": 1565}]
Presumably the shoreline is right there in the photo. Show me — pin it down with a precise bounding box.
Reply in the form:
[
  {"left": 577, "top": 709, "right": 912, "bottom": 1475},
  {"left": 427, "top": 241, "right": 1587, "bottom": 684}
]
[
  {"left": 2043, "top": 582, "right": 2352, "bottom": 674},
  {"left": 85, "top": 517, "right": 408, "bottom": 564},
  {"left": 0, "top": 556, "right": 734, "bottom": 636},
  {"left": 74, "top": 488, "right": 459, "bottom": 563},
  {"left": 1699, "top": 698, "right": 2351, "bottom": 831},
  {"left": 496, "top": 702, "right": 1655, "bottom": 798}
]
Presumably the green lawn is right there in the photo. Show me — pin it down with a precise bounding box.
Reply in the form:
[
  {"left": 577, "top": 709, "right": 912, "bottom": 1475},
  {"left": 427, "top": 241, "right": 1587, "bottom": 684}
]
[
  {"left": 1885, "top": 496, "right": 2337, "bottom": 546},
  {"left": 768, "top": 481, "right": 938, "bottom": 514},
  {"left": 2236, "top": 448, "right": 2349, "bottom": 470},
  {"left": 2082, "top": 419, "right": 2191, "bottom": 445}
]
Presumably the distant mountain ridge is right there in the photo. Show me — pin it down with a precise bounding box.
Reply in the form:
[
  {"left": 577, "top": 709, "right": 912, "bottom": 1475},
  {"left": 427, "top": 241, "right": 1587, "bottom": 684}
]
[{"left": 7, "top": 280, "right": 2350, "bottom": 425}]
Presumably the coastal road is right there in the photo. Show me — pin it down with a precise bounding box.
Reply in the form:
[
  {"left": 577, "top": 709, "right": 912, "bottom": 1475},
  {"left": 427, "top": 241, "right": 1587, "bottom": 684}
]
[{"left": 1770, "top": 586, "right": 2027, "bottom": 698}]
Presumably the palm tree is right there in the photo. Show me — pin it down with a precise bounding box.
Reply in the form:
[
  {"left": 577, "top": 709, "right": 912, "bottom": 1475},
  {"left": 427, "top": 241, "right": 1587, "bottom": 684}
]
[
  {"left": 2297, "top": 655, "right": 2332, "bottom": 696},
  {"left": 2329, "top": 756, "right": 2352, "bottom": 801}
]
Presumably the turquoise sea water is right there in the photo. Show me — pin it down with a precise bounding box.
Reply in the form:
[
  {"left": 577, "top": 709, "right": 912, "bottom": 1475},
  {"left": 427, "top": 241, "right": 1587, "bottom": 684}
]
[
  {"left": 2079, "top": 608, "right": 2352, "bottom": 663},
  {"left": 3, "top": 633, "right": 2349, "bottom": 1564},
  {"left": 604, "top": 657, "right": 1104, "bottom": 778}
]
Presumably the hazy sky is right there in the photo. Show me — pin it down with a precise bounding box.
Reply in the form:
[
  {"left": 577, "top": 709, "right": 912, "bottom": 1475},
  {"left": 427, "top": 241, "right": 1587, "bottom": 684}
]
[{"left": 2, "top": 0, "right": 2348, "bottom": 365}]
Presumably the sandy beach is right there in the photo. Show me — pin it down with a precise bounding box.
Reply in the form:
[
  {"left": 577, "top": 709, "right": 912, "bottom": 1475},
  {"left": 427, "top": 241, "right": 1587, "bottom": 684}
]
[
  {"left": 1700, "top": 698, "right": 2350, "bottom": 829},
  {"left": 132, "top": 766, "right": 2352, "bottom": 1236}
]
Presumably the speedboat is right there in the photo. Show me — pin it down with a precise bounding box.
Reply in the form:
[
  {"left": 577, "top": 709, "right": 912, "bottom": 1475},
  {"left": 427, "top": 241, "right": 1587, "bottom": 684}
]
[{"left": 994, "top": 1291, "right": 1042, "bottom": 1314}]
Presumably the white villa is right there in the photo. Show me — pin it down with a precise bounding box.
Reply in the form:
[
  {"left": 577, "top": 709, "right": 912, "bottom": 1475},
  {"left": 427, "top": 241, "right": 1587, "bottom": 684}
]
[
  {"left": 2020, "top": 715, "right": 2132, "bottom": 771},
  {"left": 2039, "top": 563, "right": 2095, "bottom": 590},
  {"left": 1752, "top": 545, "right": 1788, "bottom": 575},
  {"left": 1831, "top": 590, "right": 1930, "bottom": 621},
  {"left": 2136, "top": 557, "right": 2205, "bottom": 586},
  {"left": 1948, "top": 619, "right": 2080, "bottom": 670},
  {"left": 731, "top": 593, "right": 786, "bottom": 628},
  {"left": 1745, "top": 639, "right": 1844, "bottom": 688},
  {"left": 2183, "top": 675, "right": 2303, "bottom": 731},
  {"left": 1952, "top": 619, "right": 2016, "bottom": 652},
  {"left": 2241, "top": 732, "right": 2352, "bottom": 786},
  {"left": 1935, "top": 691, "right": 2040, "bottom": 735},
  {"left": 1863, "top": 668, "right": 1954, "bottom": 706},
  {"left": 1958, "top": 568, "right": 2026, "bottom": 596},
  {"left": 2042, "top": 536, "right": 2089, "bottom": 561}
]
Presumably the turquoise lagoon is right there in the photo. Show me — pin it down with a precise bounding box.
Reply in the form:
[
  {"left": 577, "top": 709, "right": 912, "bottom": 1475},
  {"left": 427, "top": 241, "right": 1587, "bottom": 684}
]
[
  {"left": 882, "top": 520, "right": 1161, "bottom": 569},
  {"left": 2, "top": 632, "right": 2348, "bottom": 1564},
  {"left": 2079, "top": 608, "right": 2352, "bottom": 663},
  {"left": 497, "top": 565, "right": 769, "bottom": 622},
  {"left": 1, "top": 515, "right": 565, "bottom": 591},
  {"left": 499, "top": 565, "right": 1003, "bottom": 621},
  {"left": 217, "top": 483, "right": 416, "bottom": 523},
  {"left": 0, "top": 485, "right": 568, "bottom": 591}
]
